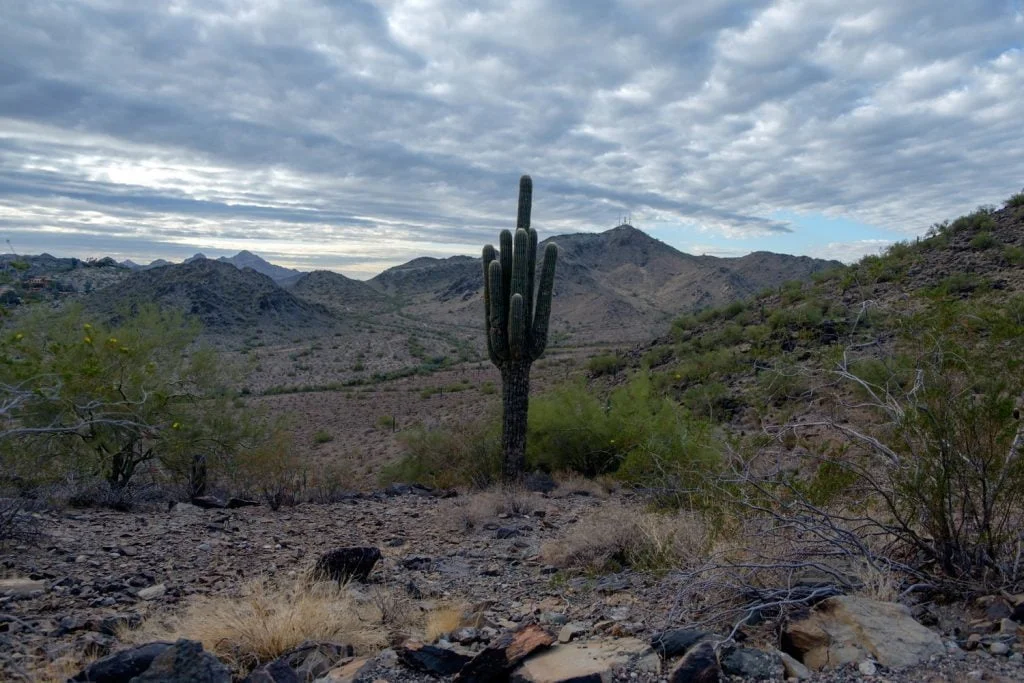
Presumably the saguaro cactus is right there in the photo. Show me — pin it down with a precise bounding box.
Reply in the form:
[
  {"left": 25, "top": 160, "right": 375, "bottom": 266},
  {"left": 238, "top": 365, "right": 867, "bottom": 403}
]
[{"left": 483, "top": 175, "right": 558, "bottom": 481}]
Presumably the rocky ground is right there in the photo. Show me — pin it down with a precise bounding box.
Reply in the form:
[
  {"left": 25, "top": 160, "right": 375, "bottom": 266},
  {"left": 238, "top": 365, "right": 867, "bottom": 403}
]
[{"left": 2, "top": 487, "right": 1023, "bottom": 682}]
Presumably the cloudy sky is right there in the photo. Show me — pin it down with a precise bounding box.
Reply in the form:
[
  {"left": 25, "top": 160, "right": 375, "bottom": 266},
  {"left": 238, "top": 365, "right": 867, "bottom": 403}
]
[{"left": 1, "top": 1, "right": 1022, "bottom": 277}]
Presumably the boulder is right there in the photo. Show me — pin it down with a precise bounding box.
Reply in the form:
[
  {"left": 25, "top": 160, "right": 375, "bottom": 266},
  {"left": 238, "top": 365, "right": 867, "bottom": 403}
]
[
  {"left": 136, "top": 583, "right": 167, "bottom": 601},
  {"left": 313, "top": 657, "right": 371, "bottom": 682},
  {"left": 244, "top": 659, "right": 300, "bottom": 683},
  {"left": 455, "top": 624, "right": 555, "bottom": 682},
  {"left": 313, "top": 547, "right": 381, "bottom": 583},
  {"left": 649, "top": 628, "right": 712, "bottom": 659},
  {"left": 396, "top": 640, "right": 473, "bottom": 676},
  {"left": 71, "top": 642, "right": 172, "bottom": 682},
  {"left": 129, "top": 639, "right": 231, "bottom": 682},
  {"left": 782, "top": 595, "right": 945, "bottom": 670},
  {"left": 668, "top": 641, "right": 719, "bottom": 683},
  {"left": 720, "top": 647, "right": 781, "bottom": 680},
  {"left": 511, "top": 637, "right": 656, "bottom": 682},
  {"left": 273, "top": 641, "right": 351, "bottom": 680}
]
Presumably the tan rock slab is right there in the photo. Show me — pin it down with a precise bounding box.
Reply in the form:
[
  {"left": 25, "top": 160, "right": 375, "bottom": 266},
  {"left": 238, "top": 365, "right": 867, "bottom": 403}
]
[{"left": 512, "top": 637, "right": 653, "bottom": 683}]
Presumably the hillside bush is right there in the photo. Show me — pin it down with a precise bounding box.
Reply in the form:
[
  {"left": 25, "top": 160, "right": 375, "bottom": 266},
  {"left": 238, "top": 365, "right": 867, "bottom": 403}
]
[
  {"left": 0, "top": 304, "right": 289, "bottom": 507},
  {"left": 380, "top": 417, "right": 501, "bottom": 489},
  {"left": 586, "top": 353, "right": 624, "bottom": 376}
]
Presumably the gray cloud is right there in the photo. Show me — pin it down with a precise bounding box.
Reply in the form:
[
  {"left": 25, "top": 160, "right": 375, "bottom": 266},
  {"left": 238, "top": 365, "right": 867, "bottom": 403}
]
[{"left": 0, "top": 0, "right": 1022, "bottom": 276}]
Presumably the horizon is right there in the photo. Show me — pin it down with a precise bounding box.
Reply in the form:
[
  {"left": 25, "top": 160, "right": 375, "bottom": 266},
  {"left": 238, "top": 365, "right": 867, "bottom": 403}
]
[
  {"left": 2, "top": 2, "right": 1022, "bottom": 278},
  {"left": 4, "top": 222, "right": 847, "bottom": 281}
]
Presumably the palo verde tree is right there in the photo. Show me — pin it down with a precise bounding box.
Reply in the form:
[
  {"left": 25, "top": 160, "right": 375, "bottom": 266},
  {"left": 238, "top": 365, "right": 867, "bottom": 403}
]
[{"left": 482, "top": 175, "right": 558, "bottom": 481}]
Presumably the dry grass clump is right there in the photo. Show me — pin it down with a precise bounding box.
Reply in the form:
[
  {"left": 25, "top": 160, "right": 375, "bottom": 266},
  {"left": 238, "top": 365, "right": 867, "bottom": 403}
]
[
  {"left": 549, "top": 472, "right": 613, "bottom": 499},
  {"left": 129, "top": 577, "right": 408, "bottom": 672},
  {"left": 424, "top": 604, "right": 466, "bottom": 642},
  {"left": 451, "top": 486, "right": 540, "bottom": 531},
  {"left": 542, "top": 504, "right": 708, "bottom": 573}
]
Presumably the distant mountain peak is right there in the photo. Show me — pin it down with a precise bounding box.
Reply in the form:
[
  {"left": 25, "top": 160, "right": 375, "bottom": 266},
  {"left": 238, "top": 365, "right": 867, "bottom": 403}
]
[{"left": 217, "top": 250, "right": 302, "bottom": 282}]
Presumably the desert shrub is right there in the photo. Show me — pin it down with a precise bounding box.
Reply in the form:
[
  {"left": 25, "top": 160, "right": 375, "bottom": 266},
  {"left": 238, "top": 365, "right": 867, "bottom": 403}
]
[
  {"left": 930, "top": 273, "right": 988, "bottom": 297},
  {"left": 529, "top": 375, "right": 720, "bottom": 494},
  {"left": 0, "top": 305, "right": 287, "bottom": 506},
  {"left": 479, "top": 381, "right": 497, "bottom": 395},
  {"left": 1006, "top": 190, "right": 1024, "bottom": 208},
  {"left": 380, "top": 417, "right": 501, "bottom": 489},
  {"left": 641, "top": 345, "right": 674, "bottom": 369},
  {"left": 541, "top": 504, "right": 708, "bottom": 573},
  {"left": 228, "top": 419, "right": 297, "bottom": 510},
  {"left": 1002, "top": 245, "right": 1024, "bottom": 266},
  {"left": 948, "top": 206, "right": 996, "bottom": 234},
  {"left": 375, "top": 415, "right": 396, "bottom": 430},
  {"left": 450, "top": 486, "right": 539, "bottom": 531},
  {"left": 969, "top": 232, "right": 998, "bottom": 250},
  {"left": 586, "top": 353, "right": 623, "bottom": 376},
  {"left": 313, "top": 430, "right": 334, "bottom": 444}
]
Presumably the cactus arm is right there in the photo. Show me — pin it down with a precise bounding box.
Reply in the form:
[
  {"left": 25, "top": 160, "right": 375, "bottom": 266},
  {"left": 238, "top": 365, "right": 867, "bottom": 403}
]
[
  {"left": 526, "top": 228, "right": 538, "bottom": 329},
  {"left": 509, "top": 293, "right": 526, "bottom": 359},
  {"left": 516, "top": 175, "right": 532, "bottom": 229},
  {"left": 529, "top": 242, "right": 558, "bottom": 360},
  {"left": 511, "top": 228, "right": 529, "bottom": 299},
  {"left": 499, "top": 229, "right": 513, "bottom": 316},
  {"left": 482, "top": 244, "right": 497, "bottom": 362},
  {"left": 488, "top": 260, "right": 509, "bottom": 361}
]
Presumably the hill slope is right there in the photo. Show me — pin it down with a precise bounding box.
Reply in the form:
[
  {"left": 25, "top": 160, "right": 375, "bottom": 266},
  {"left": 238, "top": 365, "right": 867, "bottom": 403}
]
[
  {"left": 370, "top": 225, "right": 841, "bottom": 343},
  {"left": 86, "top": 259, "right": 335, "bottom": 336},
  {"left": 289, "top": 270, "right": 393, "bottom": 314}
]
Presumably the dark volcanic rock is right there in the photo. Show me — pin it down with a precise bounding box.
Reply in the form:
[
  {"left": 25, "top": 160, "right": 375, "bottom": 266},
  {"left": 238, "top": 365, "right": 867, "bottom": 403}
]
[
  {"left": 397, "top": 640, "right": 473, "bottom": 676},
  {"left": 243, "top": 658, "right": 300, "bottom": 683},
  {"left": 669, "top": 641, "right": 720, "bottom": 683},
  {"left": 71, "top": 642, "right": 172, "bottom": 683},
  {"left": 650, "top": 628, "right": 712, "bottom": 659},
  {"left": 130, "top": 639, "right": 230, "bottom": 683},
  {"left": 313, "top": 547, "right": 382, "bottom": 583},
  {"left": 455, "top": 624, "right": 555, "bottom": 682}
]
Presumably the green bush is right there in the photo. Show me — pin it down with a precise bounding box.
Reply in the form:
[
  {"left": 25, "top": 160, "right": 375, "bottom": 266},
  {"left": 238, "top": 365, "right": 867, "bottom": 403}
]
[
  {"left": 313, "top": 430, "right": 334, "bottom": 444},
  {"left": 0, "top": 304, "right": 287, "bottom": 505},
  {"left": 1002, "top": 246, "right": 1024, "bottom": 266},
  {"left": 1004, "top": 191, "right": 1024, "bottom": 208},
  {"left": 969, "top": 232, "right": 998, "bottom": 250},
  {"left": 587, "top": 353, "right": 624, "bottom": 377},
  {"left": 380, "top": 418, "right": 501, "bottom": 489}
]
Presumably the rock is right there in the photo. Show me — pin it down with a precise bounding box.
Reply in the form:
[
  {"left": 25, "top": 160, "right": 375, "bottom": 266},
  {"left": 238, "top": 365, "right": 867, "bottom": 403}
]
[
  {"left": 191, "top": 496, "right": 228, "bottom": 509},
  {"left": 401, "top": 556, "right": 433, "bottom": 571},
  {"left": 136, "top": 583, "right": 167, "bottom": 600},
  {"left": 313, "top": 547, "right": 381, "bottom": 583},
  {"left": 1012, "top": 602, "right": 1024, "bottom": 624},
  {"left": 781, "top": 595, "right": 944, "bottom": 670},
  {"left": 314, "top": 657, "right": 371, "bottom": 683},
  {"left": 649, "top": 628, "right": 711, "bottom": 659},
  {"left": 455, "top": 624, "right": 555, "bottom": 682},
  {"left": 71, "top": 642, "right": 173, "bottom": 682},
  {"left": 244, "top": 658, "right": 300, "bottom": 683},
  {"left": 0, "top": 578, "right": 46, "bottom": 596},
  {"left": 481, "top": 563, "right": 502, "bottom": 576},
  {"left": 511, "top": 637, "right": 653, "bottom": 683},
  {"left": 98, "top": 613, "right": 143, "bottom": 636},
  {"left": 396, "top": 640, "right": 473, "bottom": 676},
  {"left": 557, "top": 623, "right": 587, "bottom": 643},
  {"left": 990, "top": 642, "right": 1010, "bottom": 655},
  {"left": 778, "top": 650, "right": 811, "bottom": 680},
  {"left": 539, "top": 612, "right": 568, "bottom": 626},
  {"left": 227, "top": 497, "right": 260, "bottom": 508},
  {"left": 594, "top": 576, "right": 630, "bottom": 594},
  {"left": 273, "top": 641, "right": 352, "bottom": 680},
  {"left": 985, "top": 598, "right": 1013, "bottom": 621},
  {"left": 721, "top": 647, "right": 781, "bottom": 680},
  {"left": 495, "top": 527, "right": 520, "bottom": 539},
  {"left": 1000, "top": 618, "right": 1021, "bottom": 635},
  {"left": 858, "top": 659, "right": 878, "bottom": 675},
  {"left": 669, "top": 641, "right": 719, "bottom": 683},
  {"left": 130, "top": 639, "right": 231, "bottom": 683}
]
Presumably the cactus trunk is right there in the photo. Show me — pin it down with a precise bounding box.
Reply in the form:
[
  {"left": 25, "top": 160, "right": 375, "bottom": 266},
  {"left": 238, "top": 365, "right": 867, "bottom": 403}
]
[
  {"left": 500, "top": 362, "right": 530, "bottom": 480},
  {"left": 482, "top": 175, "right": 558, "bottom": 482}
]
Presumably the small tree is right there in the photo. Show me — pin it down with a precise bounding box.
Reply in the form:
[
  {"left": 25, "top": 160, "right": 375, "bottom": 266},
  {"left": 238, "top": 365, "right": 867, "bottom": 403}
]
[
  {"left": 482, "top": 175, "right": 558, "bottom": 481},
  {"left": 0, "top": 304, "right": 282, "bottom": 505}
]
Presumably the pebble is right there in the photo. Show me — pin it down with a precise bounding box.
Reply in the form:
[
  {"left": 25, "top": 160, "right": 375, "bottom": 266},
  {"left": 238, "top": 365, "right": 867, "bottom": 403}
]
[{"left": 858, "top": 660, "right": 877, "bottom": 676}]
